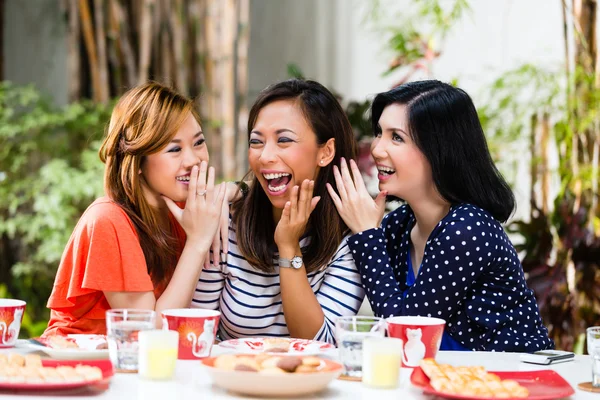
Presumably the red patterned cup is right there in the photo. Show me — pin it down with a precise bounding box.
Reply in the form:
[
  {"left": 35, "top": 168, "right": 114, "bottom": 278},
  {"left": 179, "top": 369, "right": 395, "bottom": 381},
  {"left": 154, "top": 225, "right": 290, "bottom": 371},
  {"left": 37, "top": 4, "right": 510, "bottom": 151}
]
[
  {"left": 386, "top": 316, "right": 445, "bottom": 368},
  {"left": 0, "top": 299, "right": 26, "bottom": 348},
  {"left": 161, "top": 309, "right": 220, "bottom": 360}
]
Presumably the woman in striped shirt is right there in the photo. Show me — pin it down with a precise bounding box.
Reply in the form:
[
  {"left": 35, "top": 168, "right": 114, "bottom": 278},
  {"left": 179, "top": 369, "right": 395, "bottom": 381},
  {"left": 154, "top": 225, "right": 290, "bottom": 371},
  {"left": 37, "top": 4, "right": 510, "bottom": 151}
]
[{"left": 192, "top": 79, "right": 365, "bottom": 344}]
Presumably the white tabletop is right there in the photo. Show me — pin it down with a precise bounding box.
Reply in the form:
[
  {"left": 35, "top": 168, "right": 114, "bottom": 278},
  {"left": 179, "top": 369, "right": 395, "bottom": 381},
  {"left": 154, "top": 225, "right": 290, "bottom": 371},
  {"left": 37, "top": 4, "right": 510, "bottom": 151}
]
[{"left": 0, "top": 345, "right": 594, "bottom": 399}]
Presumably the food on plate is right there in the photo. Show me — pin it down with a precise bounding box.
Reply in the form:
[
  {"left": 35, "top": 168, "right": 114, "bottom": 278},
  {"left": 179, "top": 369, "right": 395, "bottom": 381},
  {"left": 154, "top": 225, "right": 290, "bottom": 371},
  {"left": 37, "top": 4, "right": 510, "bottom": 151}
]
[
  {"left": 213, "top": 354, "right": 324, "bottom": 374},
  {"left": 420, "top": 358, "right": 529, "bottom": 398},
  {"left": 45, "top": 336, "right": 79, "bottom": 349},
  {"left": 95, "top": 342, "right": 109, "bottom": 350},
  {"left": 0, "top": 353, "right": 103, "bottom": 384},
  {"left": 262, "top": 338, "right": 290, "bottom": 353}
]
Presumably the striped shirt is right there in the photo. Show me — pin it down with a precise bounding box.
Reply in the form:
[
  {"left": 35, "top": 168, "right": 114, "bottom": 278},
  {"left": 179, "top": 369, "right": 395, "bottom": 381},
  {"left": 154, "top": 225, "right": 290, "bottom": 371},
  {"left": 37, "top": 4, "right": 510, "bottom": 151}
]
[{"left": 191, "top": 220, "right": 365, "bottom": 344}]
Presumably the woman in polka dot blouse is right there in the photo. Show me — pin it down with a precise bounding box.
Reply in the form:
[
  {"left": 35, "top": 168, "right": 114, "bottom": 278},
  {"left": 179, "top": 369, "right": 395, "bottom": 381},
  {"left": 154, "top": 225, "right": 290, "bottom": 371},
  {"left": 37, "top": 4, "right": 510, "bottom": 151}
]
[{"left": 326, "top": 80, "right": 553, "bottom": 352}]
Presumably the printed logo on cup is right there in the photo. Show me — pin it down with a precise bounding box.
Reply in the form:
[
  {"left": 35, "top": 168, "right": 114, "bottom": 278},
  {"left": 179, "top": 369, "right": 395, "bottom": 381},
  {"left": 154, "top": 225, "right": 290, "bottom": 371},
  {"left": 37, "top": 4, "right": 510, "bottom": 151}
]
[
  {"left": 0, "top": 299, "right": 26, "bottom": 348},
  {"left": 386, "top": 316, "right": 445, "bottom": 368},
  {"left": 161, "top": 309, "right": 220, "bottom": 360}
]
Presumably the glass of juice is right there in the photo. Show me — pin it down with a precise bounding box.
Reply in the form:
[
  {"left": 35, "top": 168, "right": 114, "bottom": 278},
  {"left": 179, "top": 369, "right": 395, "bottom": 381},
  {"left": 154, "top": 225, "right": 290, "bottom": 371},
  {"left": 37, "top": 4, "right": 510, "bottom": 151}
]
[
  {"left": 362, "top": 337, "right": 403, "bottom": 389},
  {"left": 138, "top": 329, "right": 179, "bottom": 380}
]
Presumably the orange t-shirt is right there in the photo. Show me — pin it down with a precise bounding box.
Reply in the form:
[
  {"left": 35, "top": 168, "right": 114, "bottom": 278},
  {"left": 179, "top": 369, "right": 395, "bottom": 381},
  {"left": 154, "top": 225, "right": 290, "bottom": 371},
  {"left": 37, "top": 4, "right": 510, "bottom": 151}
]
[{"left": 44, "top": 197, "right": 186, "bottom": 336}]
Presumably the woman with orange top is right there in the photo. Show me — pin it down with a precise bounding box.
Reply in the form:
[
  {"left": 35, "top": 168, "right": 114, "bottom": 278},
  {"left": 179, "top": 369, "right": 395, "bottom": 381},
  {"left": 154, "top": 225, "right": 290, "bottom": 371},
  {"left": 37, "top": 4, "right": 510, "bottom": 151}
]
[{"left": 43, "top": 82, "right": 226, "bottom": 336}]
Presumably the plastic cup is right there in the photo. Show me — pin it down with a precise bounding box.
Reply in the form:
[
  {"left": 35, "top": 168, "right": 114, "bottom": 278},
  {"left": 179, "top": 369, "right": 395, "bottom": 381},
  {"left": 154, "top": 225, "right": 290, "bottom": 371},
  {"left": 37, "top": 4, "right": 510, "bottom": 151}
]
[
  {"left": 362, "top": 337, "right": 404, "bottom": 389},
  {"left": 138, "top": 329, "right": 179, "bottom": 380}
]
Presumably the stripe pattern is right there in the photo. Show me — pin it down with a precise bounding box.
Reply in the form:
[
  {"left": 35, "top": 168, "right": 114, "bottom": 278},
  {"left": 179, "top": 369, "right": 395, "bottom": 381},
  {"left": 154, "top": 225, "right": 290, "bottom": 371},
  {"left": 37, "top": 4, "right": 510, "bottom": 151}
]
[{"left": 191, "top": 223, "right": 365, "bottom": 344}]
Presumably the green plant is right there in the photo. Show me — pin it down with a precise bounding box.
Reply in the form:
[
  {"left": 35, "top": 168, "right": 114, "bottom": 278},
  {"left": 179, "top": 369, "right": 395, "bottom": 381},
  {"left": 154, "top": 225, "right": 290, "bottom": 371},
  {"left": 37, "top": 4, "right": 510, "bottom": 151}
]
[{"left": 0, "top": 82, "right": 112, "bottom": 337}]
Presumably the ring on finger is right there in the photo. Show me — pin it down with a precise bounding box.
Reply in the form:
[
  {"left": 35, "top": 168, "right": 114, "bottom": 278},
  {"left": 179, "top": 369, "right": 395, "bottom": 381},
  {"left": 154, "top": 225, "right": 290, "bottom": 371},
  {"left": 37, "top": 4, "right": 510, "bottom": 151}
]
[{"left": 196, "top": 189, "right": 207, "bottom": 196}]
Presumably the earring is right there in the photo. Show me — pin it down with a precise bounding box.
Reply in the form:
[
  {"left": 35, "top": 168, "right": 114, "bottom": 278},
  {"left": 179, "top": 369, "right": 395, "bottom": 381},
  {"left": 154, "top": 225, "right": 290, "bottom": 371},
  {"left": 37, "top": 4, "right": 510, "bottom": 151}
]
[{"left": 320, "top": 160, "right": 324, "bottom": 165}]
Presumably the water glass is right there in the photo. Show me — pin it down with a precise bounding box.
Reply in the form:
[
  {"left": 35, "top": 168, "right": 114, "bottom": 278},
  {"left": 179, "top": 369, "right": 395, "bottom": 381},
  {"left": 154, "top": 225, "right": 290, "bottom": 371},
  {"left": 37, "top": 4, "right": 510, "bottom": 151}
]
[
  {"left": 138, "top": 329, "right": 179, "bottom": 380},
  {"left": 106, "top": 309, "right": 156, "bottom": 372},
  {"left": 588, "top": 327, "right": 600, "bottom": 386},
  {"left": 335, "top": 316, "right": 385, "bottom": 378},
  {"left": 363, "top": 337, "right": 403, "bottom": 389}
]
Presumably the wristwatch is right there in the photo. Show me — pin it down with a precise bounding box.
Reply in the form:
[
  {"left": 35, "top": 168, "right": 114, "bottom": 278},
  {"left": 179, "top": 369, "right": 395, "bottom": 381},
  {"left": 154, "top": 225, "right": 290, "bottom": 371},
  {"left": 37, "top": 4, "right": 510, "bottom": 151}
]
[{"left": 278, "top": 256, "right": 303, "bottom": 269}]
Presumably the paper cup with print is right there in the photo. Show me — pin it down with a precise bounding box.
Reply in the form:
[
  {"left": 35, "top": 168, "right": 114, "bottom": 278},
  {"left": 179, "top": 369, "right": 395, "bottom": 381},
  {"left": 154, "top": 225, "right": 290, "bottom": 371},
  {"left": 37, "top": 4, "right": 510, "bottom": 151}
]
[
  {"left": 386, "top": 316, "right": 445, "bottom": 368},
  {"left": 0, "top": 299, "right": 26, "bottom": 348},
  {"left": 161, "top": 309, "right": 220, "bottom": 360}
]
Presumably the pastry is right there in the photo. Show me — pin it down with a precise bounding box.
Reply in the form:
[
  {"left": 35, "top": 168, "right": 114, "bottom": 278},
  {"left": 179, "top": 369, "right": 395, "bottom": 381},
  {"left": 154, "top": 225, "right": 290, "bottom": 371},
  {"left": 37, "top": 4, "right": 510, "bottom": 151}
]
[
  {"left": 263, "top": 338, "right": 290, "bottom": 353},
  {"left": 420, "top": 358, "right": 529, "bottom": 398}
]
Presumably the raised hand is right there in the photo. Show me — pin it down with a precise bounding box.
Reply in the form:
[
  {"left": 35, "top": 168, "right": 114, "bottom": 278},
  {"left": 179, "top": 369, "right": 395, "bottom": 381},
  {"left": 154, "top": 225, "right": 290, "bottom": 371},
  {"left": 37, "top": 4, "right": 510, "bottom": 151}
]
[
  {"left": 163, "top": 161, "right": 226, "bottom": 254},
  {"left": 274, "top": 179, "right": 320, "bottom": 251},
  {"left": 326, "top": 158, "right": 387, "bottom": 234}
]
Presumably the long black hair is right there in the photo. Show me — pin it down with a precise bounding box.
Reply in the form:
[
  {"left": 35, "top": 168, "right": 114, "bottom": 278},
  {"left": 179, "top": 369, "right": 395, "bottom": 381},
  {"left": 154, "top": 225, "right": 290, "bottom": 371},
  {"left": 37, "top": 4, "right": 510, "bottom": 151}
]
[
  {"left": 371, "top": 80, "right": 515, "bottom": 222},
  {"left": 232, "top": 79, "right": 357, "bottom": 272}
]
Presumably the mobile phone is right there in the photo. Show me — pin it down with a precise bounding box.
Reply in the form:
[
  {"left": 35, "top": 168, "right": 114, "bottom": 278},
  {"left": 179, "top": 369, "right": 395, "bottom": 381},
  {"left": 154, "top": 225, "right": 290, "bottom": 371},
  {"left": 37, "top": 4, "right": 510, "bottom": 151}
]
[{"left": 519, "top": 350, "right": 575, "bottom": 365}]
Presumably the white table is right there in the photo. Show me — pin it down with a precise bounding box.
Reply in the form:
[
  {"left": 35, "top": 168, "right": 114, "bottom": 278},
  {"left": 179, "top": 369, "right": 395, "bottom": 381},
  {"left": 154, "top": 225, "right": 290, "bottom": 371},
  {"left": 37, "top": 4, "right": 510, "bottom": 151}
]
[{"left": 0, "top": 346, "right": 594, "bottom": 399}]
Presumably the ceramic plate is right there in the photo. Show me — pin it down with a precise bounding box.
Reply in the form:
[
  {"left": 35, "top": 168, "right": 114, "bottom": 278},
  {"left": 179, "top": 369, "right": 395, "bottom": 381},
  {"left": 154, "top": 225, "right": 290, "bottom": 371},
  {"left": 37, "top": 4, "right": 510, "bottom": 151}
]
[
  {"left": 201, "top": 354, "right": 343, "bottom": 397},
  {"left": 218, "top": 337, "right": 334, "bottom": 355},
  {"left": 410, "top": 367, "right": 575, "bottom": 400},
  {"left": 0, "top": 359, "right": 113, "bottom": 391},
  {"left": 21, "top": 334, "right": 109, "bottom": 360}
]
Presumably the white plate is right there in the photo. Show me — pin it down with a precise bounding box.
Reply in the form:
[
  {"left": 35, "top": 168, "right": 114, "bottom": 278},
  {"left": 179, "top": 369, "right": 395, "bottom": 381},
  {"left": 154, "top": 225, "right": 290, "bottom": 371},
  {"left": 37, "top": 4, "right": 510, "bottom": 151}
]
[
  {"left": 218, "top": 337, "right": 335, "bottom": 355},
  {"left": 201, "top": 355, "right": 343, "bottom": 397},
  {"left": 19, "top": 334, "right": 109, "bottom": 360}
]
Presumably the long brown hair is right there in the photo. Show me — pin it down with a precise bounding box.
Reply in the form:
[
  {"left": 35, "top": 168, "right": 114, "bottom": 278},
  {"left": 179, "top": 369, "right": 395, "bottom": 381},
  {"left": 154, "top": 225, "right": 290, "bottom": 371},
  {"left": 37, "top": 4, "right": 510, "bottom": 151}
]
[
  {"left": 99, "top": 82, "right": 199, "bottom": 287},
  {"left": 232, "top": 79, "right": 357, "bottom": 273}
]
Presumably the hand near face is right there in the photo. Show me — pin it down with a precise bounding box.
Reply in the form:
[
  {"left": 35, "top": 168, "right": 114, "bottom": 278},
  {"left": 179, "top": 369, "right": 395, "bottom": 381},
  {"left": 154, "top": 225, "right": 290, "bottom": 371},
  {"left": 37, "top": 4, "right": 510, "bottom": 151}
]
[
  {"left": 274, "top": 179, "right": 320, "bottom": 250},
  {"left": 326, "top": 158, "right": 387, "bottom": 234},
  {"left": 163, "top": 161, "right": 226, "bottom": 254}
]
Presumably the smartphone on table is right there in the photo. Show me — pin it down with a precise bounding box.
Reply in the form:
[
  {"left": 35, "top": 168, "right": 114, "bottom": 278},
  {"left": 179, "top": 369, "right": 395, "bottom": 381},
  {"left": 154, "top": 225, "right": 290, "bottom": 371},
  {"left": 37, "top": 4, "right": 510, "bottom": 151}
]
[{"left": 519, "top": 350, "right": 575, "bottom": 365}]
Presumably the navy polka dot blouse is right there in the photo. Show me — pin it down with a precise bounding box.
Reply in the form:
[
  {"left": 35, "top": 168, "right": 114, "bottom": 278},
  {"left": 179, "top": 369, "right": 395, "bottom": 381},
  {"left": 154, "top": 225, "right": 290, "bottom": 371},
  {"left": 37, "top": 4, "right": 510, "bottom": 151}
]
[{"left": 348, "top": 203, "right": 554, "bottom": 352}]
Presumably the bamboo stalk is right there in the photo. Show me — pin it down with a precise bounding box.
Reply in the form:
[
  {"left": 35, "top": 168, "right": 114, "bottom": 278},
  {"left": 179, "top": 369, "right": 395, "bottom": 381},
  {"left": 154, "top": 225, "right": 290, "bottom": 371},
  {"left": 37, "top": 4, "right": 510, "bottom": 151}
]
[
  {"left": 66, "top": 0, "right": 81, "bottom": 101},
  {"left": 138, "top": 0, "right": 155, "bottom": 84},
  {"left": 235, "top": 0, "right": 250, "bottom": 176},
  {"left": 529, "top": 114, "right": 539, "bottom": 217},
  {"left": 220, "top": 0, "right": 236, "bottom": 180},
  {"left": 93, "top": 0, "right": 110, "bottom": 102},
  {"left": 540, "top": 113, "right": 551, "bottom": 215},
  {"left": 111, "top": 0, "right": 136, "bottom": 89},
  {"left": 78, "top": 0, "right": 102, "bottom": 102},
  {"left": 160, "top": 0, "right": 173, "bottom": 85},
  {"left": 170, "top": 0, "right": 189, "bottom": 95}
]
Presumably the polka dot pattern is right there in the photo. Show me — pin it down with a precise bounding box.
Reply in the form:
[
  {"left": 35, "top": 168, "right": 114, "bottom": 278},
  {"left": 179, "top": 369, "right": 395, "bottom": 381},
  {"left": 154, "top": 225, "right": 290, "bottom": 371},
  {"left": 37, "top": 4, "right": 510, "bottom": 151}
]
[{"left": 347, "top": 203, "right": 554, "bottom": 352}]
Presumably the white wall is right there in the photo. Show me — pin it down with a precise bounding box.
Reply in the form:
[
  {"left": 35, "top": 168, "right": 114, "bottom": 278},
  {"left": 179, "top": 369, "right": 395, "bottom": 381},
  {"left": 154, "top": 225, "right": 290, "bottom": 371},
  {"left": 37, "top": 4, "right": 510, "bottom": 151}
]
[{"left": 249, "top": 0, "right": 566, "bottom": 220}]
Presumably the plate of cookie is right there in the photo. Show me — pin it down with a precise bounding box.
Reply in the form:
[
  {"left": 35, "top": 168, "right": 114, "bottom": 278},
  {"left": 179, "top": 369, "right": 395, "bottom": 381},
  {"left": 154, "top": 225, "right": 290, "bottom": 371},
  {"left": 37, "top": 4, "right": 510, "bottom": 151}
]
[
  {"left": 201, "top": 353, "right": 343, "bottom": 397},
  {"left": 0, "top": 352, "right": 113, "bottom": 390},
  {"left": 218, "top": 337, "right": 334, "bottom": 355},
  {"left": 411, "top": 358, "right": 575, "bottom": 400},
  {"left": 21, "top": 334, "right": 109, "bottom": 360}
]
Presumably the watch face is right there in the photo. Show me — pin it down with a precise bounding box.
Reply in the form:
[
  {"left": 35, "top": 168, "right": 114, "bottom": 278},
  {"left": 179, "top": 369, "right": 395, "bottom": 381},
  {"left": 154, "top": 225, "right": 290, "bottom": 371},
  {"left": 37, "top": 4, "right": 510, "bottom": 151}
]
[{"left": 291, "top": 256, "right": 303, "bottom": 269}]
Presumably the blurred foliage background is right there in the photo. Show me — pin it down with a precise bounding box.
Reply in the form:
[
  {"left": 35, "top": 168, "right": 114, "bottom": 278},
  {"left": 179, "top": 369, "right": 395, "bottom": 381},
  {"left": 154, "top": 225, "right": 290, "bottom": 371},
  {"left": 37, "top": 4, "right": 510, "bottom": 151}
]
[{"left": 1, "top": 0, "right": 599, "bottom": 352}]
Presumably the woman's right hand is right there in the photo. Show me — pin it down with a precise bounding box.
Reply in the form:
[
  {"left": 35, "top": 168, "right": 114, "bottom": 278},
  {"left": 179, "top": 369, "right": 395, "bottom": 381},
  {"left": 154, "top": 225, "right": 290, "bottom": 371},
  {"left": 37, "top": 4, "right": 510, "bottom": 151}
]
[
  {"left": 163, "top": 161, "right": 226, "bottom": 254},
  {"left": 326, "top": 158, "right": 387, "bottom": 234}
]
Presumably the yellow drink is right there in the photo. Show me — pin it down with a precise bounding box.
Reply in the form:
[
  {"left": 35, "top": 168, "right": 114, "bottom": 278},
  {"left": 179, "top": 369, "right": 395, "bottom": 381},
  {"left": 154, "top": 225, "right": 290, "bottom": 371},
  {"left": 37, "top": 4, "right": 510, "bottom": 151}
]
[
  {"left": 139, "top": 347, "right": 178, "bottom": 380},
  {"left": 363, "top": 353, "right": 401, "bottom": 388}
]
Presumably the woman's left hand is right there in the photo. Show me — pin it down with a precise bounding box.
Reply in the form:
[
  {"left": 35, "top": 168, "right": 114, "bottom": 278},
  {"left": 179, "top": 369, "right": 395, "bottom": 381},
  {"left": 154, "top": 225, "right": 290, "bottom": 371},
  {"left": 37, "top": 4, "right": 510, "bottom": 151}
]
[
  {"left": 274, "top": 179, "right": 320, "bottom": 250},
  {"left": 326, "top": 158, "right": 387, "bottom": 234},
  {"left": 204, "top": 182, "right": 240, "bottom": 268}
]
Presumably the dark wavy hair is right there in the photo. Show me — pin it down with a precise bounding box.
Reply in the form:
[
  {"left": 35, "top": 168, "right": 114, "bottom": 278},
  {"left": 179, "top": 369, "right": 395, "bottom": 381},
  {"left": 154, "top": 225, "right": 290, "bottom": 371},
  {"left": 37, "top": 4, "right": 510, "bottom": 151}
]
[
  {"left": 371, "top": 80, "right": 515, "bottom": 222},
  {"left": 232, "top": 79, "right": 357, "bottom": 273}
]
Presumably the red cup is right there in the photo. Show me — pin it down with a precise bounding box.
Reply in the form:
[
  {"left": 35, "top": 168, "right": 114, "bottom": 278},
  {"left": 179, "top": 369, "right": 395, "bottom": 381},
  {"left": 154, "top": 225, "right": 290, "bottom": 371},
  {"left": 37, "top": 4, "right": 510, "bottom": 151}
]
[
  {"left": 0, "top": 299, "right": 26, "bottom": 348},
  {"left": 386, "top": 316, "right": 445, "bottom": 368},
  {"left": 161, "top": 309, "right": 220, "bottom": 360}
]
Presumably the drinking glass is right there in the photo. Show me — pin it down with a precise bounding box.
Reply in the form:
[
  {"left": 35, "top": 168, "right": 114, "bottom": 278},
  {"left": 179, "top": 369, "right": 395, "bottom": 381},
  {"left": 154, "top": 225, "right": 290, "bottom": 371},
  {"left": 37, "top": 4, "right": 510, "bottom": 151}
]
[
  {"left": 588, "top": 327, "right": 600, "bottom": 387},
  {"left": 335, "top": 316, "right": 385, "bottom": 378},
  {"left": 138, "top": 329, "right": 178, "bottom": 380},
  {"left": 106, "top": 309, "right": 155, "bottom": 372},
  {"left": 363, "top": 337, "right": 403, "bottom": 388}
]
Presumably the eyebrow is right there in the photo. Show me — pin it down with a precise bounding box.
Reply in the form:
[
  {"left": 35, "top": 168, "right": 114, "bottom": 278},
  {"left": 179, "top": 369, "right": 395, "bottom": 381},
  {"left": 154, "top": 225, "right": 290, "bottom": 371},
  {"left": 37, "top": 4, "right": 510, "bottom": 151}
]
[
  {"left": 384, "top": 127, "right": 408, "bottom": 136},
  {"left": 170, "top": 131, "right": 203, "bottom": 143},
  {"left": 250, "top": 128, "right": 296, "bottom": 136}
]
